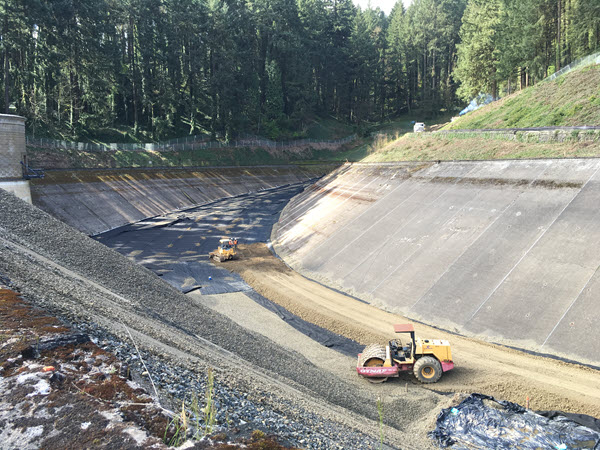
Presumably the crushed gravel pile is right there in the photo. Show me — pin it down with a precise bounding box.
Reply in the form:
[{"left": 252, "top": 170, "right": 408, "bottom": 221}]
[
  {"left": 76, "top": 321, "right": 381, "bottom": 449},
  {"left": 0, "top": 189, "right": 437, "bottom": 449}
]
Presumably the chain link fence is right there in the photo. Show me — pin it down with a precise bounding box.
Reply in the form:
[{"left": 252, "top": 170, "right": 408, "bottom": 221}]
[
  {"left": 26, "top": 134, "right": 357, "bottom": 153},
  {"left": 0, "top": 154, "right": 23, "bottom": 179},
  {"left": 545, "top": 51, "right": 600, "bottom": 82}
]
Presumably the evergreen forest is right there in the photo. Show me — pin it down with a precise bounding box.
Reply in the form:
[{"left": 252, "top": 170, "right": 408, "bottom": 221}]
[{"left": 1, "top": 0, "right": 599, "bottom": 140}]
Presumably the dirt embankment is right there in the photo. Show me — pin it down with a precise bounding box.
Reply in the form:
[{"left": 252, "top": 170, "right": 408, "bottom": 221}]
[{"left": 224, "top": 243, "right": 600, "bottom": 418}]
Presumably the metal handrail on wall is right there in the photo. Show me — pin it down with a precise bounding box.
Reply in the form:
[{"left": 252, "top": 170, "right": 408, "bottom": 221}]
[{"left": 25, "top": 134, "right": 358, "bottom": 153}]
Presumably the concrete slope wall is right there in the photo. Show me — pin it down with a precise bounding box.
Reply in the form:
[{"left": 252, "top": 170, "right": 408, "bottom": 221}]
[
  {"left": 31, "top": 165, "right": 331, "bottom": 235},
  {"left": 273, "top": 160, "right": 600, "bottom": 366}
]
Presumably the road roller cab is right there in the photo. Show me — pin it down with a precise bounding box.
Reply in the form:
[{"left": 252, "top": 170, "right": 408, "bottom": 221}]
[{"left": 356, "top": 324, "right": 454, "bottom": 384}]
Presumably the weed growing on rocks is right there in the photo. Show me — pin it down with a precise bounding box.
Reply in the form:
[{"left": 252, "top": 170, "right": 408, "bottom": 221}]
[
  {"left": 377, "top": 396, "right": 385, "bottom": 449},
  {"left": 205, "top": 367, "right": 217, "bottom": 435},
  {"left": 164, "top": 406, "right": 188, "bottom": 447},
  {"left": 163, "top": 367, "right": 219, "bottom": 446}
]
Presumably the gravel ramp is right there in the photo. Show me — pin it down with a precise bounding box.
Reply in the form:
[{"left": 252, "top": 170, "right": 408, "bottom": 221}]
[{"left": 0, "top": 189, "right": 440, "bottom": 449}]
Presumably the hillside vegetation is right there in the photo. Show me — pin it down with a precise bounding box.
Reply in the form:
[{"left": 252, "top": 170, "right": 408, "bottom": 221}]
[
  {"left": 363, "top": 133, "right": 600, "bottom": 162},
  {"left": 445, "top": 64, "right": 600, "bottom": 130},
  {"left": 3, "top": 0, "right": 598, "bottom": 141}
]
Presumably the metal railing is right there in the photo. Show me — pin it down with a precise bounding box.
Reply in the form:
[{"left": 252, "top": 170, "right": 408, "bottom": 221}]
[
  {"left": 25, "top": 134, "right": 357, "bottom": 153},
  {"left": 544, "top": 51, "right": 600, "bottom": 82},
  {"left": 21, "top": 161, "right": 45, "bottom": 179}
]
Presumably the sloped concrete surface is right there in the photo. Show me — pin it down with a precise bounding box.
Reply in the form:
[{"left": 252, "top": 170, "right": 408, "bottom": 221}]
[
  {"left": 31, "top": 166, "right": 331, "bottom": 235},
  {"left": 273, "top": 160, "right": 600, "bottom": 366}
]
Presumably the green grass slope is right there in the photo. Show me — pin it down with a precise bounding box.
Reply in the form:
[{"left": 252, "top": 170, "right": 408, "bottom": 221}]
[
  {"left": 363, "top": 133, "right": 600, "bottom": 162},
  {"left": 445, "top": 64, "right": 600, "bottom": 130}
]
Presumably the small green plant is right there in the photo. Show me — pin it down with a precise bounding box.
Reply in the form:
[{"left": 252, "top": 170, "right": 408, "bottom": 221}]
[
  {"left": 377, "top": 396, "right": 385, "bottom": 449},
  {"left": 204, "top": 367, "right": 217, "bottom": 436},
  {"left": 191, "top": 391, "right": 202, "bottom": 441},
  {"left": 164, "top": 402, "right": 189, "bottom": 447},
  {"left": 164, "top": 367, "right": 219, "bottom": 446},
  {"left": 251, "top": 429, "right": 266, "bottom": 441}
]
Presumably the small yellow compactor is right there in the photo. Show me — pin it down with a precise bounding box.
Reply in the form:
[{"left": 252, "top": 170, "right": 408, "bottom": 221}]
[
  {"left": 209, "top": 237, "right": 239, "bottom": 262},
  {"left": 357, "top": 324, "right": 454, "bottom": 384}
]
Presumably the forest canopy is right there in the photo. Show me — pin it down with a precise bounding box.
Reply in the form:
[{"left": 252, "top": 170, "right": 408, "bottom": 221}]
[{"left": 1, "top": 0, "right": 598, "bottom": 140}]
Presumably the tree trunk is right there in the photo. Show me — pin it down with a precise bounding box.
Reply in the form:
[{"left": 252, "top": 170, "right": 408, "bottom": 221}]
[
  {"left": 3, "top": 1, "right": 9, "bottom": 114},
  {"left": 422, "top": 48, "right": 426, "bottom": 102},
  {"left": 280, "top": 58, "right": 290, "bottom": 116},
  {"left": 258, "top": 32, "right": 268, "bottom": 120},
  {"left": 128, "top": 16, "right": 139, "bottom": 132},
  {"left": 491, "top": 66, "right": 497, "bottom": 100},
  {"left": 3, "top": 49, "right": 8, "bottom": 113},
  {"left": 557, "top": 0, "right": 562, "bottom": 71},
  {"left": 70, "top": 42, "right": 81, "bottom": 126}
]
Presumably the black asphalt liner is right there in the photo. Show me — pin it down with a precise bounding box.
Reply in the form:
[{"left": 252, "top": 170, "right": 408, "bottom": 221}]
[
  {"left": 96, "top": 216, "right": 193, "bottom": 240},
  {"left": 243, "top": 290, "right": 364, "bottom": 358},
  {"left": 154, "top": 259, "right": 363, "bottom": 355},
  {"left": 155, "top": 261, "right": 252, "bottom": 296}
]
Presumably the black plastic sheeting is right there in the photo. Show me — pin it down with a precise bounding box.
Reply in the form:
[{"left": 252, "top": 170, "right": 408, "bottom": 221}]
[
  {"left": 244, "top": 291, "right": 364, "bottom": 358},
  {"left": 95, "top": 181, "right": 364, "bottom": 357},
  {"left": 153, "top": 261, "right": 250, "bottom": 294},
  {"left": 95, "top": 183, "right": 310, "bottom": 296},
  {"left": 430, "top": 393, "right": 600, "bottom": 449},
  {"left": 537, "top": 411, "right": 600, "bottom": 435}
]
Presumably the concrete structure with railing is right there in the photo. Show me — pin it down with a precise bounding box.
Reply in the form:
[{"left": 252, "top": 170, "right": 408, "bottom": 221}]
[{"left": 0, "top": 114, "right": 32, "bottom": 203}]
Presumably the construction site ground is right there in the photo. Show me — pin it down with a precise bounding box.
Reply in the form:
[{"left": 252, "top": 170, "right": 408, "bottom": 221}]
[
  {"left": 2, "top": 161, "right": 599, "bottom": 448},
  {"left": 220, "top": 244, "right": 600, "bottom": 418},
  {"left": 92, "top": 179, "right": 600, "bottom": 419},
  {"left": 0, "top": 187, "right": 433, "bottom": 449}
]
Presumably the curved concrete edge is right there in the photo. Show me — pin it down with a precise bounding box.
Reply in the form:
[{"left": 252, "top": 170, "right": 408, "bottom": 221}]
[
  {"left": 272, "top": 160, "right": 600, "bottom": 367},
  {"left": 0, "top": 181, "right": 32, "bottom": 204},
  {"left": 31, "top": 165, "right": 333, "bottom": 235}
]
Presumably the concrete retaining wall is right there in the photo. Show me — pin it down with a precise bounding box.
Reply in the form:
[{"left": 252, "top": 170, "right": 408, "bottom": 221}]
[
  {"left": 31, "top": 165, "right": 332, "bottom": 235},
  {"left": 0, "top": 181, "right": 32, "bottom": 204},
  {"left": 273, "top": 160, "right": 600, "bottom": 366}
]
